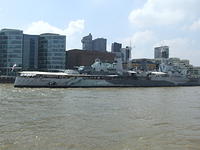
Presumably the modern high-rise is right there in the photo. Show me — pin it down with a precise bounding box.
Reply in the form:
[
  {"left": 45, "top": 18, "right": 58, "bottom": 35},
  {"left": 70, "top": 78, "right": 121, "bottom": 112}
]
[
  {"left": 0, "top": 29, "right": 23, "bottom": 76},
  {"left": 93, "top": 38, "right": 107, "bottom": 52},
  {"left": 121, "top": 46, "right": 132, "bottom": 63},
  {"left": 154, "top": 46, "right": 169, "bottom": 59},
  {"left": 111, "top": 42, "right": 122, "bottom": 53},
  {"left": 81, "top": 33, "right": 107, "bottom": 52},
  {"left": 38, "top": 33, "right": 66, "bottom": 71},
  {"left": 81, "top": 33, "right": 93, "bottom": 50},
  {"left": 23, "top": 34, "right": 39, "bottom": 70}
]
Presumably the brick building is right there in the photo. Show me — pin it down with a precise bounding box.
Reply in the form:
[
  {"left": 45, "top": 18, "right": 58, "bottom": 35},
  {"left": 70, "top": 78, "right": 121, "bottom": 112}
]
[{"left": 66, "top": 49, "right": 115, "bottom": 69}]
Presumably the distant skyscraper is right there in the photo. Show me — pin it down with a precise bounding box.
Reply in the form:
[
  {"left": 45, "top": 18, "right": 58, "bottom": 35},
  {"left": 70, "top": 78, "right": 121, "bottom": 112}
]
[
  {"left": 0, "top": 29, "right": 23, "bottom": 76},
  {"left": 111, "top": 42, "right": 122, "bottom": 53},
  {"left": 81, "top": 33, "right": 107, "bottom": 52},
  {"left": 81, "top": 33, "right": 93, "bottom": 50},
  {"left": 121, "top": 46, "right": 132, "bottom": 63},
  {"left": 38, "top": 33, "right": 66, "bottom": 71},
  {"left": 154, "top": 46, "right": 169, "bottom": 59},
  {"left": 93, "top": 38, "right": 107, "bottom": 52},
  {"left": 23, "top": 34, "right": 39, "bottom": 70}
]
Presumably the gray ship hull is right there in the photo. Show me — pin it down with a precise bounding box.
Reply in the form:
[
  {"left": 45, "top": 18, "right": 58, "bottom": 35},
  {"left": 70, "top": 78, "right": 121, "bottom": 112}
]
[{"left": 14, "top": 76, "right": 200, "bottom": 88}]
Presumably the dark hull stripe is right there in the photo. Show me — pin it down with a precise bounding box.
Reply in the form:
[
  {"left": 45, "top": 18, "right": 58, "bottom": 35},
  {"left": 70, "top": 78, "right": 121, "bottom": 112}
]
[{"left": 14, "top": 84, "right": 200, "bottom": 88}]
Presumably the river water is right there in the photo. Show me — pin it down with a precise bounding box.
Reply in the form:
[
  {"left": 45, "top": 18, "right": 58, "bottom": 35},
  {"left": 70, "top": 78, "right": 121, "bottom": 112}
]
[{"left": 0, "top": 84, "right": 200, "bottom": 150}]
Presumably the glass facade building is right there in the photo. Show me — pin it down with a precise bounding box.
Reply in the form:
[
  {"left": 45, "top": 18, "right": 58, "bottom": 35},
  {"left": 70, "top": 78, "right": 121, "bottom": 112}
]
[
  {"left": 38, "top": 33, "right": 66, "bottom": 71},
  {"left": 154, "top": 46, "right": 169, "bottom": 59},
  {"left": 0, "top": 29, "right": 23, "bottom": 76},
  {"left": 111, "top": 42, "right": 122, "bottom": 53},
  {"left": 23, "top": 34, "right": 39, "bottom": 70}
]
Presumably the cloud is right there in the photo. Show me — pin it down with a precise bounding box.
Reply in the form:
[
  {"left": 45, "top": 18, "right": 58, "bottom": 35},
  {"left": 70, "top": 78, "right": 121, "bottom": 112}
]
[
  {"left": 127, "top": 0, "right": 200, "bottom": 66},
  {"left": 155, "top": 38, "right": 200, "bottom": 66},
  {"left": 25, "top": 21, "right": 62, "bottom": 35},
  {"left": 129, "top": 0, "right": 200, "bottom": 28},
  {"left": 25, "top": 19, "right": 85, "bottom": 36},
  {"left": 24, "top": 20, "right": 85, "bottom": 49},
  {"left": 187, "top": 19, "right": 200, "bottom": 31},
  {"left": 65, "top": 20, "right": 85, "bottom": 36},
  {"left": 123, "top": 31, "right": 200, "bottom": 66},
  {"left": 127, "top": 30, "right": 156, "bottom": 45},
  {"left": 123, "top": 30, "right": 157, "bottom": 58}
]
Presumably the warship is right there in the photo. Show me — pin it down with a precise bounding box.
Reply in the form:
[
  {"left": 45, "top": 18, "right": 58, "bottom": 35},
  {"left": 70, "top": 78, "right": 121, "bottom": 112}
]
[
  {"left": 14, "top": 59, "right": 200, "bottom": 88},
  {"left": 13, "top": 71, "right": 200, "bottom": 88}
]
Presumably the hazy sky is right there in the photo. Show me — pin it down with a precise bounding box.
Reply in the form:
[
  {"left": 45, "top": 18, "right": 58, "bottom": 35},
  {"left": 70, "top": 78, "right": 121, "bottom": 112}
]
[{"left": 0, "top": 0, "right": 200, "bottom": 65}]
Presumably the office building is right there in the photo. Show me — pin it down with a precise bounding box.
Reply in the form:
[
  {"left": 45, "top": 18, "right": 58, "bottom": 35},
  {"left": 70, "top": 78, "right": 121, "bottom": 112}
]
[
  {"left": 111, "top": 42, "right": 122, "bottom": 53},
  {"left": 81, "top": 33, "right": 107, "bottom": 52},
  {"left": 154, "top": 46, "right": 169, "bottom": 59},
  {"left": 23, "top": 34, "right": 39, "bottom": 70},
  {"left": 121, "top": 46, "right": 131, "bottom": 63},
  {"left": 38, "top": 33, "right": 66, "bottom": 71},
  {"left": 93, "top": 38, "right": 107, "bottom": 52},
  {"left": 0, "top": 29, "right": 23, "bottom": 76},
  {"left": 81, "top": 33, "right": 93, "bottom": 50}
]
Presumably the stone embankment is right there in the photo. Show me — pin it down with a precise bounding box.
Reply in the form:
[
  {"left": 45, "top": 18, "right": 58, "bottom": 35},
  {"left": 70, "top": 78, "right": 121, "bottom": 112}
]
[{"left": 0, "top": 76, "right": 15, "bottom": 83}]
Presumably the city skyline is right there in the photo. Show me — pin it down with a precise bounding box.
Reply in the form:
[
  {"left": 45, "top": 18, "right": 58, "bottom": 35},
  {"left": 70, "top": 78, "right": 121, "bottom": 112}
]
[{"left": 0, "top": 0, "right": 200, "bottom": 65}]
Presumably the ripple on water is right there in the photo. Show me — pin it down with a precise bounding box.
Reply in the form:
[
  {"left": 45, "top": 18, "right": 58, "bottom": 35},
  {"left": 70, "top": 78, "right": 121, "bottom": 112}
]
[{"left": 1, "top": 85, "right": 200, "bottom": 150}]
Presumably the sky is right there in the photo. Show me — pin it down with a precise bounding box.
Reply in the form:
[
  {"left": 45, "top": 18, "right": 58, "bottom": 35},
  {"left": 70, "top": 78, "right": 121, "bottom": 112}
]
[{"left": 0, "top": 0, "right": 200, "bottom": 66}]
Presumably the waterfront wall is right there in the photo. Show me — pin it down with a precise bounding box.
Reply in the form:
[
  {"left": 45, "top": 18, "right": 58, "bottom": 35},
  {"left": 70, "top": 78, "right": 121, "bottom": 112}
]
[{"left": 0, "top": 76, "right": 15, "bottom": 83}]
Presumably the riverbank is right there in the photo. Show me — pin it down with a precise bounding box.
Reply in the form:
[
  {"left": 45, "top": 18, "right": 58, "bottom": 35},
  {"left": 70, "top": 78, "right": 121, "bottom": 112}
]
[{"left": 0, "top": 76, "right": 15, "bottom": 83}]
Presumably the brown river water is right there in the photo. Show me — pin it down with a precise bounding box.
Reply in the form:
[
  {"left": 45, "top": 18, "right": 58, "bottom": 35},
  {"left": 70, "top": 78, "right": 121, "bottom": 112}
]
[{"left": 0, "top": 84, "right": 200, "bottom": 150}]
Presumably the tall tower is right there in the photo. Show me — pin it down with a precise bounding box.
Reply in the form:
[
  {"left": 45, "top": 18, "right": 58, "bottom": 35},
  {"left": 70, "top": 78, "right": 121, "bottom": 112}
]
[
  {"left": 111, "top": 42, "right": 122, "bottom": 53},
  {"left": 92, "top": 38, "right": 107, "bottom": 52},
  {"left": 81, "top": 33, "right": 93, "bottom": 50}
]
